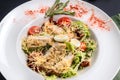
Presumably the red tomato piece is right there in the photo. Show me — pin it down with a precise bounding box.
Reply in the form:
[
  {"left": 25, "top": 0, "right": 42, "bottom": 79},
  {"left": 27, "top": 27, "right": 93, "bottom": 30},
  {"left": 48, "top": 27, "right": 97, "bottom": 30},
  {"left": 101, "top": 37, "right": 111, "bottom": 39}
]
[
  {"left": 80, "top": 42, "right": 87, "bottom": 51},
  {"left": 57, "top": 17, "right": 71, "bottom": 26},
  {"left": 28, "top": 26, "right": 40, "bottom": 35}
]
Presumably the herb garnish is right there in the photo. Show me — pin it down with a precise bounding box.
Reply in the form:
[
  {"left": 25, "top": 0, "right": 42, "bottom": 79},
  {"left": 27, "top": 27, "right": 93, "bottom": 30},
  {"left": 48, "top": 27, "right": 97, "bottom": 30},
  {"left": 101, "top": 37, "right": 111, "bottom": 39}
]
[{"left": 45, "top": 0, "right": 75, "bottom": 18}]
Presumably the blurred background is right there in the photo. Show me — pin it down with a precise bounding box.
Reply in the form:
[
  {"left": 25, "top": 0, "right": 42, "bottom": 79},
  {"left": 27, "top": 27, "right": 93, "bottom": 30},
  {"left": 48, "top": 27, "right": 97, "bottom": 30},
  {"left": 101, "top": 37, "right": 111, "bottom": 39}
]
[{"left": 0, "top": 0, "right": 120, "bottom": 80}]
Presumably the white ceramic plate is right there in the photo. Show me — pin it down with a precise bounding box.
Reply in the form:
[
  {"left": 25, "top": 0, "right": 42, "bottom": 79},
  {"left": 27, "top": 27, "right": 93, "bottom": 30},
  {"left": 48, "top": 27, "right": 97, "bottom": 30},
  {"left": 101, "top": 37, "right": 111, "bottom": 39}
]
[{"left": 0, "top": 0, "right": 120, "bottom": 80}]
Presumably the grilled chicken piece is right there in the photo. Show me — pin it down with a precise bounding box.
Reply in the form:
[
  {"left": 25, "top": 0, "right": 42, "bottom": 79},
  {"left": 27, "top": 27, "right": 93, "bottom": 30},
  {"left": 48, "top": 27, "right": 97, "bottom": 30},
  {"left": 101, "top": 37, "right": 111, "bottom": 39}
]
[
  {"left": 27, "top": 42, "right": 75, "bottom": 76},
  {"left": 42, "top": 21, "right": 64, "bottom": 35},
  {"left": 54, "top": 54, "right": 74, "bottom": 73},
  {"left": 43, "top": 43, "right": 67, "bottom": 66},
  {"left": 25, "top": 35, "right": 53, "bottom": 48},
  {"left": 41, "top": 43, "right": 74, "bottom": 75}
]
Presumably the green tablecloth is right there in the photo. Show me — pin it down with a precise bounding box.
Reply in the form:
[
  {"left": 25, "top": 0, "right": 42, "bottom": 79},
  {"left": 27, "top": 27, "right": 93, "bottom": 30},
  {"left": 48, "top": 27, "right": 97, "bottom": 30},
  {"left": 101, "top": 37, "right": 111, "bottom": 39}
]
[
  {"left": 112, "top": 14, "right": 120, "bottom": 30},
  {"left": 112, "top": 14, "right": 120, "bottom": 80}
]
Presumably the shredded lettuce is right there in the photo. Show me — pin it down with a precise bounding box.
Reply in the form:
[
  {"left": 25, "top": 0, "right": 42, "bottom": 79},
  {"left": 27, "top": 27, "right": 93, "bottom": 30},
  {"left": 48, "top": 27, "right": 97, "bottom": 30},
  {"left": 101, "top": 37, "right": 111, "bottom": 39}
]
[
  {"left": 60, "top": 68, "right": 77, "bottom": 78},
  {"left": 83, "top": 39, "right": 96, "bottom": 56},
  {"left": 22, "top": 39, "right": 30, "bottom": 54},
  {"left": 85, "top": 39, "right": 96, "bottom": 51},
  {"left": 71, "top": 51, "right": 82, "bottom": 69},
  {"left": 65, "top": 42, "right": 75, "bottom": 52},
  {"left": 83, "top": 39, "right": 96, "bottom": 57},
  {"left": 72, "top": 21, "right": 90, "bottom": 41},
  {"left": 60, "top": 51, "right": 87, "bottom": 78},
  {"left": 45, "top": 75, "right": 57, "bottom": 80},
  {"left": 71, "top": 51, "right": 86, "bottom": 68}
]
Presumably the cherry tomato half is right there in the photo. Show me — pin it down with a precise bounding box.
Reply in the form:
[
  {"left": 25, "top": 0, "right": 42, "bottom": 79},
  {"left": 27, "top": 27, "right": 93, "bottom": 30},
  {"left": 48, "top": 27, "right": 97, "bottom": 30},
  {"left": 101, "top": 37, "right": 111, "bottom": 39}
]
[
  {"left": 28, "top": 26, "right": 41, "bottom": 35},
  {"left": 57, "top": 17, "right": 71, "bottom": 26},
  {"left": 80, "top": 42, "right": 87, "bottom": 51}
]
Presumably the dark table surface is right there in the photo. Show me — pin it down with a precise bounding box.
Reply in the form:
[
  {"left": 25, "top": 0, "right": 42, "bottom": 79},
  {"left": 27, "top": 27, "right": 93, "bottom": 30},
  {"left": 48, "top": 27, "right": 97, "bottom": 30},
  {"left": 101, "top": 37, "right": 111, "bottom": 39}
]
[{"left": 0, "top": 0, "right": 120, "bottom": 80}]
